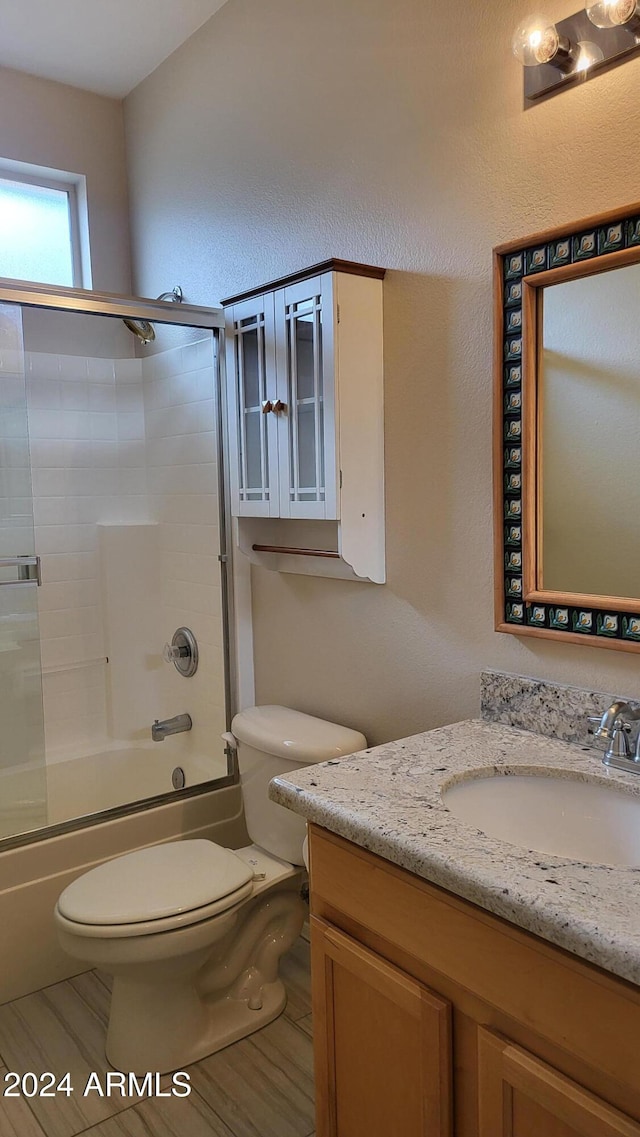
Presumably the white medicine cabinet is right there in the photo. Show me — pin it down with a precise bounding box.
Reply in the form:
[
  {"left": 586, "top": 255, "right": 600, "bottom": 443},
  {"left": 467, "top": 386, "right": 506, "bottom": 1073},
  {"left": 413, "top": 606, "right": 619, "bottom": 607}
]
[{"left": 223, "top": 260, "right": 386, "bottom": 584}]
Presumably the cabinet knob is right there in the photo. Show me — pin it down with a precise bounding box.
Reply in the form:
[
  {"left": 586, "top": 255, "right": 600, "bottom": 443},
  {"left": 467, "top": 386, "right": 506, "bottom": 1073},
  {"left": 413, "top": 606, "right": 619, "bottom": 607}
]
[
  {"left": 261, "top": 400, "right": 273, "bottom": 414},
  {"left": 272, "top": 400, "right": 287, "bottom": 414}
]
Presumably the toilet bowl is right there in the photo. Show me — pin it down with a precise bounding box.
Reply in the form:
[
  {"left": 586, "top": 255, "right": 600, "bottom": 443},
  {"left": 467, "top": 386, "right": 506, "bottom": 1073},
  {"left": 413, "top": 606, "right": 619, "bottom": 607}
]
[{"left": 54, "top": 706, "right": 366, "bottom": 1073}]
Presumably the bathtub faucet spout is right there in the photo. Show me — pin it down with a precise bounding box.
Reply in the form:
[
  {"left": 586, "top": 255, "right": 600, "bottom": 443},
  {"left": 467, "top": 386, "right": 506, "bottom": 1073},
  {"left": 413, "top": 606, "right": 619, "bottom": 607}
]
[{"left": 151, "top": 713, "right": 192, "bottom": 742}]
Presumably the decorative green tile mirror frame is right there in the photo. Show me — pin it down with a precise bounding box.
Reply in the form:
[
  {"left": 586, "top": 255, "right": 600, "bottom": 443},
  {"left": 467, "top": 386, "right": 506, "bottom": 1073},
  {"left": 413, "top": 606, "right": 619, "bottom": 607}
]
[{"left": 494, "top": 202, "right": 640, "bottom": 654}]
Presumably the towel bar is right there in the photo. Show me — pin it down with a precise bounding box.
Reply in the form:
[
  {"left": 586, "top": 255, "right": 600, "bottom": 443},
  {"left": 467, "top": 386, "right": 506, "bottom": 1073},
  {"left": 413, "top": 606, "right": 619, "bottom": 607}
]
[{"left": 251, "top": 544, "right": 340, "bottom": 559}]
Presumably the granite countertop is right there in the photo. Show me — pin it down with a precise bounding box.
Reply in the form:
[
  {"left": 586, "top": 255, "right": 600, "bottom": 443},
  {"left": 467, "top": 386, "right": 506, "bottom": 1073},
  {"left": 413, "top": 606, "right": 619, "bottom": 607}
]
[{"left": 269, "top": 719, "right": 640, "bottom": 985}]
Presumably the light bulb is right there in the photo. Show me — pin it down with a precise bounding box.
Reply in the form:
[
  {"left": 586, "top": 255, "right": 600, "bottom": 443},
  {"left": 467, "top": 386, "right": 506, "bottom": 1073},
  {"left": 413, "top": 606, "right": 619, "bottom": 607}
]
[
  {"left": 512, "top": 14, "right": 561, "bottom": 65},
  {"left": 575, "top": 39, "right": 606, "bottom": 70},
  {"left": 586, "top": 0, "right": 640, "bottom": 27}
]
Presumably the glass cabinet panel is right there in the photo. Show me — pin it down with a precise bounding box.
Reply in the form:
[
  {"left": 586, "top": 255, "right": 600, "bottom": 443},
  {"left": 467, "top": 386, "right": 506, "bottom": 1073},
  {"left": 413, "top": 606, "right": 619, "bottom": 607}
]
[
  {"left": 277, "top": 276, "right": 336, "bottom": 519},
  {"left": 287, "top": 301, "right": 324, "bottom": 505},
  {"left": 226, "top": 298, "right": 278, "bottom": 516},
  {"left": 238, "top": 322, "right": 267, "bottom": 503},
  {"left": 226, "top": 272, "right": 338, "bottom": 521}
]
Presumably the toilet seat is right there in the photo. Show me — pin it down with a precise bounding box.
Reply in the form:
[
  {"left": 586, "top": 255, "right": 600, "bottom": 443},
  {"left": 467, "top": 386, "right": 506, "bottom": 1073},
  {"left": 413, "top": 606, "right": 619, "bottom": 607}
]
[
  {"left": 56, "top": 840, "right": 255, "bottom": 936},
  {"left": 55, "top": 880, "right": 254, "bottom": 938}
]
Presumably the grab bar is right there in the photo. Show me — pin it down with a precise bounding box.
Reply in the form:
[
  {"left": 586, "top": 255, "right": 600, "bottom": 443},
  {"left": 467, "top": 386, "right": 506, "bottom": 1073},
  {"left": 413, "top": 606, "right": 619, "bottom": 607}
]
[
  {"left": 252, "top": 544, "right": 340, "bottom": 559},
  {"left": 0, "top": 556, "right": 41, "bottom": 586}
]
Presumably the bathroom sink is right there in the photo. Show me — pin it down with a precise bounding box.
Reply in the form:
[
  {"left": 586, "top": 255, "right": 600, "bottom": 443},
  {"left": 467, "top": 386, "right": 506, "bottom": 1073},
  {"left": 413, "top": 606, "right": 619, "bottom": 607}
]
[{"left": 441, "top": 771, "right": 640, "bottom": 866}]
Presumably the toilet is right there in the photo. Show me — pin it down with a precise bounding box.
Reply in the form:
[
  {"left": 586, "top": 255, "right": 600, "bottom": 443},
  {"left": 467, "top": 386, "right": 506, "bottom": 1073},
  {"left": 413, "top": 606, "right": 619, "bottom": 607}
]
[{"left": 54, "top": 706, "right": 366, "bottom": 1074}]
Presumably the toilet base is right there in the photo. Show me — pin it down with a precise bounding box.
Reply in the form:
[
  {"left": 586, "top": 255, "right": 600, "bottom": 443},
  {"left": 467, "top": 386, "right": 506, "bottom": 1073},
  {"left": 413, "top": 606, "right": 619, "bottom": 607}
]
[
  {"left": 106, "top": 977, "right": 287, "bottom": 1074},
  {"left": 103, "top": 882, "right": 307, "bottom": 1074}
]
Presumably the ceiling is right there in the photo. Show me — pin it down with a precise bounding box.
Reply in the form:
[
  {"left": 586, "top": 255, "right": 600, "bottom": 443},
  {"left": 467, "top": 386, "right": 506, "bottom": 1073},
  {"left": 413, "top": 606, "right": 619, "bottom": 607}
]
[{"left": 0, "top": 0, "right": 229, "bottom": 98}]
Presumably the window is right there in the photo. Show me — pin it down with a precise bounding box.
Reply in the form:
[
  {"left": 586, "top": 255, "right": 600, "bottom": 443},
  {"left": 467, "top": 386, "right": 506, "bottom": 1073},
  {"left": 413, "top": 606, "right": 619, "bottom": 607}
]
[{"left": 0, "top": 161, "right": 90, "bottom": 289}]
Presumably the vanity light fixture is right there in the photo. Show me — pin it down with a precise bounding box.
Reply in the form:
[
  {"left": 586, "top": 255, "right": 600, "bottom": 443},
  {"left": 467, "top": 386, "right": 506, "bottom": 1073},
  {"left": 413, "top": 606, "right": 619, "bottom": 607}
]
[{"left": 514, "top": 5, "right": 640, "bottom": 101}]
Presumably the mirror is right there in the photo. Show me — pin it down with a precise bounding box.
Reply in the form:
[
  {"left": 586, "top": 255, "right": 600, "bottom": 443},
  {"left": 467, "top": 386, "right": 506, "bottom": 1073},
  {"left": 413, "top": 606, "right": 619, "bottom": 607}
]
[
  {"left": 541, "top": 263, "right": 640, "bottom": 600},
  {"left": 495, "top": 207, "right": 640, "bottom": 651}
]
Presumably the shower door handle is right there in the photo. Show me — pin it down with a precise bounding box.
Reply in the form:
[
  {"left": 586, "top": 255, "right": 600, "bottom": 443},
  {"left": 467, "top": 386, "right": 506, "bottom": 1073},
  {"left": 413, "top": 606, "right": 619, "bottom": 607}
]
[{"left": 0, "top": 556, "right": 41, "bottom": 586}]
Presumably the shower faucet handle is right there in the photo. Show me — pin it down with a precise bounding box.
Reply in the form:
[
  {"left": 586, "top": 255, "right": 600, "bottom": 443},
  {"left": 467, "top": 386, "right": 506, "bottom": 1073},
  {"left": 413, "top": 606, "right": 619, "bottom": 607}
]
[
  {"left": 162, "top": 627, "right": 198, "bottom": 677},
  {"left": 163, "top": 641, "right": 189, "bottom": 663}
]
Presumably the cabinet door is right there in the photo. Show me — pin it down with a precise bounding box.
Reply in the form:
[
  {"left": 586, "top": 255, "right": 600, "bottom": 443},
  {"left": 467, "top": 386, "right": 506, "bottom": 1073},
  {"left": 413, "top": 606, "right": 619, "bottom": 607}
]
[
  {"left": 225, "top": 293, "right": 279, "bottom": 516},
  {"left": 274, "top": 274, "right": 338, "bottom": 520},
  {"left": 311, "top": 916, "right": 452, "bottom": 1137},
  {"left": 478, "top": 1029, "right": 640, "bottom": 1137}
]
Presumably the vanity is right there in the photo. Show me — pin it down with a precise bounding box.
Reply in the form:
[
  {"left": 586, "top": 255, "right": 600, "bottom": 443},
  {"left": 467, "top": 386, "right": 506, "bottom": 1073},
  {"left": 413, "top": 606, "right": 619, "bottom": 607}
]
[{"left": 270, "top": 675, "right": 640, "bottom": 1137}]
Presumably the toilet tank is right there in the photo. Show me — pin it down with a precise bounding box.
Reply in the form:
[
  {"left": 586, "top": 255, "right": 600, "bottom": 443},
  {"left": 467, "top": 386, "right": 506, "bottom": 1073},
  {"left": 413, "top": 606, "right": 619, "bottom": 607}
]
[{"left": 231, "top": 706, "right": 367, "bottom": 865}]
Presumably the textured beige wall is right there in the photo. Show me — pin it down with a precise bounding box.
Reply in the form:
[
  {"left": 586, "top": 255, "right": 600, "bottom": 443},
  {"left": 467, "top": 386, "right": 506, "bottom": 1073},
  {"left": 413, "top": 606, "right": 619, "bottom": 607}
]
[
  {"left": 0, "top": 65, "right": 131, "bottom": 293},
  {"left": 124, "top": 0, "right": 640, "bottom": 747}
]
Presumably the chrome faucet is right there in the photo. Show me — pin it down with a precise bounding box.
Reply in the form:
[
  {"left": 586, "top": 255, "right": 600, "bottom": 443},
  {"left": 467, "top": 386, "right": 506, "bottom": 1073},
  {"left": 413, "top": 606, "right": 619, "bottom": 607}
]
[
  {"left": 151, "top": 713, "right": 192, "bottom": 742},
  {"left": 588, "top": 700, "right": 640, "bottom": 772}
]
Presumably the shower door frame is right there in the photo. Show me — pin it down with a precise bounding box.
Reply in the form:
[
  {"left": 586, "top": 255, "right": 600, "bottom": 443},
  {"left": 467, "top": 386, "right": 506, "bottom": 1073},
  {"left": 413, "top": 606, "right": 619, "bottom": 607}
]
[{"left": 0, "top": 279, "right": 244, "bottom": 853}]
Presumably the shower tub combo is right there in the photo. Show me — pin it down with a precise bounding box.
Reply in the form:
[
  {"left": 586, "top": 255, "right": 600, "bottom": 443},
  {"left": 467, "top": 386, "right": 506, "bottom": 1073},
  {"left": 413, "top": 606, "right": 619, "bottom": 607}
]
[{"left": 0, "top": 281, "right": 243, "bottom": 1003}]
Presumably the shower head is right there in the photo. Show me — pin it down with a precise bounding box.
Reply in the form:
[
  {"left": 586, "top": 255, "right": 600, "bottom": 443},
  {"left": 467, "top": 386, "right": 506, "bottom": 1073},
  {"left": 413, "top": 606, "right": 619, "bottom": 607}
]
[
  {"left": 123, "top": 317, "right": 156, "bottom": 345},
  {"left": 122, "top": 286, "right": 183, "bottom": 344}
]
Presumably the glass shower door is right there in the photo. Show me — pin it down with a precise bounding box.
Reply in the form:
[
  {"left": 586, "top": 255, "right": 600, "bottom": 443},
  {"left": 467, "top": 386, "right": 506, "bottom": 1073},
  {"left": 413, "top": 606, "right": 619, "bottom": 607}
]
[{"left": 0, "top": 302, "right": 46, "bottom": 840}]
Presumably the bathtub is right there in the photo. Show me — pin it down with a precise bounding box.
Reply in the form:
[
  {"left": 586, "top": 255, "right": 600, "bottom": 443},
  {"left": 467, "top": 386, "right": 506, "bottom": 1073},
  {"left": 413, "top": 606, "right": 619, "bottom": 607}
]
[
  {"left": 0, "top": 743, "right": 224, "bottom": 842},
  {"left": 0, "top": 768, "right": 248, "bottom": 1004},
  {"left": 46, "top": 743, "right": 220, "bottom": 827}
]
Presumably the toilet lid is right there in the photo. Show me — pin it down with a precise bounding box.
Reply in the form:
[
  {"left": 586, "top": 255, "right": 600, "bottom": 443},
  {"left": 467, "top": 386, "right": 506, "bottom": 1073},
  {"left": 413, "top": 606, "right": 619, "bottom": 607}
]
[{"left": 57, "top": 840, "right": 254, "bottom": 926}]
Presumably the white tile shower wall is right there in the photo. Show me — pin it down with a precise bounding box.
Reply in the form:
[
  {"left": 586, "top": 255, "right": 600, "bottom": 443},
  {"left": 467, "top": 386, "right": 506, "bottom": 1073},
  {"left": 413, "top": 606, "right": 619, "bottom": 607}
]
[
  {"left": 99, "top": 522, "right": 161, "bottom": 741},
  {"left": 143, "top": 337, "right": 227, "bottom": 780},
  {"left": 25, "top": 351, "right": 148, "bottom": 760}
]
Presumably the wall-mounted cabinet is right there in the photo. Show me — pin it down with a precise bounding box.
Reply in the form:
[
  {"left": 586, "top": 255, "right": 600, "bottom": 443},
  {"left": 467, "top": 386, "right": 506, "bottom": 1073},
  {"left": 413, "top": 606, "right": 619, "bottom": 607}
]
[{"left": 222, "top": 260, "right": 385, "bottom": 583}]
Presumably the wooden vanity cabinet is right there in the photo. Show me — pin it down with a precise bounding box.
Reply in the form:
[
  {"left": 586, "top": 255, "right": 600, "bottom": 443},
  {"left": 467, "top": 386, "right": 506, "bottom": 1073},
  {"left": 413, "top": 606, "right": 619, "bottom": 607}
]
[{"left": 308, "top": 826, "right": 640, "bottom": 1137}]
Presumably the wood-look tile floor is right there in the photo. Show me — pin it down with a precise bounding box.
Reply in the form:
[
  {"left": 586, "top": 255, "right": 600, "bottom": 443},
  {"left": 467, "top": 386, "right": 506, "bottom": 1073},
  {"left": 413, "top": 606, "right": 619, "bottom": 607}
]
[{"left": 0, "top": 939, "right": 314, "bottom": 1137}]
